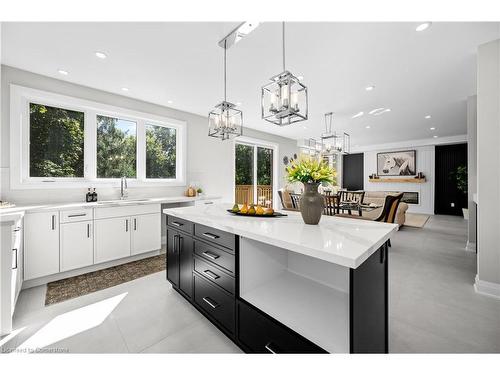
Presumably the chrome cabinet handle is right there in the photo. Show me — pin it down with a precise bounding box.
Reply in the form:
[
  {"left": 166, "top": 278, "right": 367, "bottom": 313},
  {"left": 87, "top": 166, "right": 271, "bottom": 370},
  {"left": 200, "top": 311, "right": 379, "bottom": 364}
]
[
  {"left": 203, "top": 270, "right": 220, "bottom": 280},
  {"left": 202, "top": 232, "right": 220, "bottom": 240},
  {"left": 68, "top": 213, "right": 86, "bottom": 218},
  {"left": 202, "top": 251, "right": 220, "bottom": 260},
  {"left": 51, "top": 215, "right": 56, "bottom": 230},
  {"left": 87, "top": 223, "right": 91, "bottom": 238},
  {"left": 202, "top": 297, "right": 219, "bottom": 309},
  {"left": 173, "top": 234, "right": 179, "bottom": 253},
  {"left": 264, "top": 342, "right": 278, "bottom": 354},
  {"left": 12, "top": 248, "right": 18, "bottom": 270},
  {"left": 125, "top": 219, "right": 129, "bottom": 232},
  {"left": 171, "top": 221, "right": 183, "bottom": 227},
  {"left": 134, "top": 218, "right": 137, "bottom": 231}
]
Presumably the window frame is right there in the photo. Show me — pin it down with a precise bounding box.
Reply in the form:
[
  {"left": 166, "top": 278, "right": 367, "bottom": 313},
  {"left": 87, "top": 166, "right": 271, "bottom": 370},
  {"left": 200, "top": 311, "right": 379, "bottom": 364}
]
[{"left": 10, "top": 84, "right": 187, "bottom": 189}]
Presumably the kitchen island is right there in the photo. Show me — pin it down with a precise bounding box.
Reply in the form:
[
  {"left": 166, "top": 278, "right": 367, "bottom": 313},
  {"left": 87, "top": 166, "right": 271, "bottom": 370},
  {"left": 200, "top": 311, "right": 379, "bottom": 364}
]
[{"left": 163, "top": 204, "right": 398, "bottom": 353}]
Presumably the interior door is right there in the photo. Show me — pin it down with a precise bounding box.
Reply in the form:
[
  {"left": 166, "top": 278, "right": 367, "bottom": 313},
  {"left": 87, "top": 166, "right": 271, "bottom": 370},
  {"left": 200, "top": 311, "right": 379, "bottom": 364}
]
[
  {"left": 342, "top": 153, "right": 364, "bottom": 190},
  {"left": 435, "top": 143, "right": 467, "bottom": 215}
]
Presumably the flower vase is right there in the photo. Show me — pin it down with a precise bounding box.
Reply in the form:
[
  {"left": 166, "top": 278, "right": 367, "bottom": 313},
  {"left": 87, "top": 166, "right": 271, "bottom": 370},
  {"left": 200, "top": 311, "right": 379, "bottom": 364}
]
[{"left": 299, "top": 182, "right": 324, "bottom": 225}]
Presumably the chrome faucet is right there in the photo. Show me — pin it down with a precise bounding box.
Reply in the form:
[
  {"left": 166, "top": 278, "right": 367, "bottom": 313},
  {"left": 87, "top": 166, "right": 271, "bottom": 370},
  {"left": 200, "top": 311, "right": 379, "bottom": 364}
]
[{"left": 120, "top": 176, "right": 128, "bottom": 200}]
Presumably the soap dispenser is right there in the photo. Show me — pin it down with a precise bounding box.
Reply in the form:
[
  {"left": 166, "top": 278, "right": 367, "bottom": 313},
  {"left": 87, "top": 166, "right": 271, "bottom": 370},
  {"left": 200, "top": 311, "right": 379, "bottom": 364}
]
[
  {"left": 92, "top": 188, "right": 98, "bottom": 202},
  {"left": 86, "top": 188, "right": 92, "bottom": 202}
]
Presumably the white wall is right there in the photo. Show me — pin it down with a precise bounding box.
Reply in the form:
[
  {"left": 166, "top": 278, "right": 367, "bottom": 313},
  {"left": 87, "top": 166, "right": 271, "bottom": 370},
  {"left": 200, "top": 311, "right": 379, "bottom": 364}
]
[
  {"left": 362, "top": 145, "right": 435, "bottom": 214},
  {"left": 476, "top": 39, "right": 500, "bottom": 296},
  {"left": 0, "top": 65, "right": 298, "bottom": 204},
  {"left": 467, "top": 95, "right": 477, "bottom": 250}
]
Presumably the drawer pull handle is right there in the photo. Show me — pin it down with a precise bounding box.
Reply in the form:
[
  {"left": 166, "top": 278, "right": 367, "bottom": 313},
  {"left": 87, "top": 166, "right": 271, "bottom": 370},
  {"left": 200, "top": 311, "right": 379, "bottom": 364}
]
[
  {"left": 171, "top": 221, "right": 184, "bottom": 227},
  {"left": 202, "top": 232, "right": 220, "bottom": 240},
  {"left": 68, "top": 213, "right": 87, "bottom": 218},
  {"left": 202, "top": 251, "right": 220, "bottom": 260},
  {"left": 202, "top": 297, "right": 219, "bottom": 309},
  {"left": 264, "top": 342, "right": 278, "bottom": 354},
  {"left": 203, "top": 270, "right": 220, "bottom": 280},
  {"left": 12, "top": 248, "right": 18, "bottom": 270}
]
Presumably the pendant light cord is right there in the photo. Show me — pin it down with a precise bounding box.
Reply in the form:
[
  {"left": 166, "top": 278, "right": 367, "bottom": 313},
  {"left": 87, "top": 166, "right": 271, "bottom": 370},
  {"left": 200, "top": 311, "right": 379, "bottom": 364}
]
[
  {"left": 224, "top": 39, "right": 227, "bottom": 102},
  {"left": 282, "top": 22, "right": 286, "bottom": 72}
]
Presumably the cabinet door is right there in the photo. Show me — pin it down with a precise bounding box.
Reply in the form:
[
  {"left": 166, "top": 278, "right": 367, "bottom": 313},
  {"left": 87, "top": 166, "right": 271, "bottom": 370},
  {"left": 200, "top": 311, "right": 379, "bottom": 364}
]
[
  {"left": 179, "top": 234, "right": 194, "bottom": 298},
  {"left": 94, "top": 217, "right": 131, "bottom": 264},
  {"left": 166, "top": 229, "right": 179, "bottom": 287},
  {"left": 60, "top": 221, "right": 94, "bottom": 272},
  {"left": 131, "top": 213, "right": 161, "bottom": 256},
  {"left": 24, "top": 211, "right": 60, "bottom": 280}
]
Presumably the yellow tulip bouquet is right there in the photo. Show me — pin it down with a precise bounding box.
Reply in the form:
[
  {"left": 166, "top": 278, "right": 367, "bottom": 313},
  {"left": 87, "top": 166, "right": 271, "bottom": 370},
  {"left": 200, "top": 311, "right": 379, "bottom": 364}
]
[{"left": 286, "top": 155, "right": 336, "bottom": 185}]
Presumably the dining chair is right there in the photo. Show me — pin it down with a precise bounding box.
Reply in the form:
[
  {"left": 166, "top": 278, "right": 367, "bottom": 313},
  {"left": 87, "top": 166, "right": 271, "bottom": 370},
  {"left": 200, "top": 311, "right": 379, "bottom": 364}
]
[
  {"left": 289, "top": 193, "right": 301, "bottom": 210},
  {"left": 323, "top": 194, "right": 338, "bottom": 216},
  {"left": 337, "top": 190, "right": 365, "bottom": 215}
]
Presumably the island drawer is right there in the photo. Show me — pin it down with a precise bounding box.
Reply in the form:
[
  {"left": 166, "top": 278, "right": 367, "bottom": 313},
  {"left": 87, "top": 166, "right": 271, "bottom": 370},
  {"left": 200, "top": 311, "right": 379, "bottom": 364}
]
[
  {"left": 237, "top": 300, "right": 327, "bottom": 354},
  {"left": 194, "top": 240, "right": 235, "bottom": 274},
  {"left": 194, "top": 224, "right": 236, "bottom": 252},
  {"left": 194, "top": 274, "right": 235, "bottom": 334},
  {"left": 167, "top": 215, "right": 193, "bottom": 234},
  {"left": 194, "top": 257, "right": 235, "bottom": 294}
]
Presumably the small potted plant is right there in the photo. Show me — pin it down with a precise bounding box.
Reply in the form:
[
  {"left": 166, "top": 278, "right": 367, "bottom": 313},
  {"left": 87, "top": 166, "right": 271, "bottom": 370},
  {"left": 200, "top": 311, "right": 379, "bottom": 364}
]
[
  {"left": 196, "top": 187, "right": 203, "bottom": 197},
  {"left": 451, "top": 165, "right": 468, "bottom": 219},
  {"left": 286, "top": 155, "right": 336, "bottom": 224}
]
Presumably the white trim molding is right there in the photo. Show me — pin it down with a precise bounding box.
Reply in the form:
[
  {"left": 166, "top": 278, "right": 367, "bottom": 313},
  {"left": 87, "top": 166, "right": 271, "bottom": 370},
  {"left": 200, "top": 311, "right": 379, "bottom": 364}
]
[
  {"left": 9, "top": 84, "right": 187, "bottom": 189},
  {"left": 465, "top": 241, "right": 477, "bottom": 252},
  {"left": 474, "top": 275, "right": 500, "bottom": 299}
]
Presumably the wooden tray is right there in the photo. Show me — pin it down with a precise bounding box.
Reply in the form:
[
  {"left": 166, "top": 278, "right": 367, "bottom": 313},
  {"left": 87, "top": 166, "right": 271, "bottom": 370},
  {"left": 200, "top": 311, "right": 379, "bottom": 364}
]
[{"left": 226, "top": 209, "right": 287, "bottom": 218}]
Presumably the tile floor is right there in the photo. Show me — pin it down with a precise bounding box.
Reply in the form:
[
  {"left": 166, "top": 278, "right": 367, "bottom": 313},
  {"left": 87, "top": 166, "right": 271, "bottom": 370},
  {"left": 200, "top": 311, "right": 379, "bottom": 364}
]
[{"left": 1, "top": 215, "right": 499, "bottom": 354}]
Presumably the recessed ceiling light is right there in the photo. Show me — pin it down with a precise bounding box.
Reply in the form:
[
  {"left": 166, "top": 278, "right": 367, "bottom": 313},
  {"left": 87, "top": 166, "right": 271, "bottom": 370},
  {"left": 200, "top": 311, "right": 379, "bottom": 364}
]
[
  {"left": 365, "top": 125, "right": 371, "bottom": 129},
  {"left": 373, "top": 108, "right": 391, "bottom": 116},
  {"left": 430, "top": 127, "right": 436, "bottom": 130},
  {"left": 425, "top": 115, "right": 432, "bottom": 119},
  {"left": 352, "top": 111, "right": 364, "bottom": 119},
  {"left": 95, "top": 51, "right": 107, "bottom": 59},
  {"left": 236, "top": 102, "right": 242, "bottom": 106},
  {"left": 369, "top": 108, "right": 385, "bottom": 115},
  {"left": 121, "top": 87, "right": 129, "bottom": 92},
  {"left": 433, "top": 135, "right": 438, "bottom": 138},
  {"left": 416, "top": 22, "right": 432, "bottom": 32},
  {"left": 58, "top": 69, "right": 68, "bottom": 76},
  {"left": 167, "top": 100, "right": 173, "bottom": 104},
  {"left": 365, "top": 85, "right": 375, "bottom": 91},
  {"left": 297, "top": 76, "right": 304, "bottom": 81}
]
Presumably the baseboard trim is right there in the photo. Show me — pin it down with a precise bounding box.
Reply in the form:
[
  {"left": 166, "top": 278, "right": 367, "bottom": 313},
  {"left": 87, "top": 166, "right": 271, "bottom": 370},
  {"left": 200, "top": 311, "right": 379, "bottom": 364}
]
[
  {"left": 465, "top": 241, "right": 477, "bottom": 252},
  {"left": 474, "top": 275, "right": 500, "bottom": 299},
  {"left": 22, "top": 249, "right": 162, "bottom": 289}
]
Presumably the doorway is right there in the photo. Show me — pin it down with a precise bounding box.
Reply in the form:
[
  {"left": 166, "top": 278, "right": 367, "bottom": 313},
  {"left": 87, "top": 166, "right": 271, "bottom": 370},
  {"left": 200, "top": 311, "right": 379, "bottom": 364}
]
[
  {"left": 234, "top": 138, "right": 277, "bottom": 208},
  {"left": 342, "top": 153, "right": 364, "bottom": 190},
  {"left": 434, "top": 143, "right": 468, "bottom": 215}
]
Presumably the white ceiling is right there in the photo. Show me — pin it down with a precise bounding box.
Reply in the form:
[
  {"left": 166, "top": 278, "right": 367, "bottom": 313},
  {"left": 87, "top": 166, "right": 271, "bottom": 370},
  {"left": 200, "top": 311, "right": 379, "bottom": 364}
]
[{"left": 2, "top": 22, "right": 499, "bottom": 145}]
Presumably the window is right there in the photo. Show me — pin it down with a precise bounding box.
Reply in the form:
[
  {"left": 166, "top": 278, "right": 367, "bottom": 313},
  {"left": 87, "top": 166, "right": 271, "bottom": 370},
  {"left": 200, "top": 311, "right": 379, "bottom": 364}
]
[
  {"left": 29, "top": 103, "right": 84, "bottom": 178},
  {"left": 97, "top": 115, "right": 137, "bottom": 178},
  {"left": 234, "top": 138, "right": 278, "bottom": 208},
  {"left": 10, "top": 85, "right": 187, "bottom": 189},
  {"left": 146, "top": 123, "right": 176, "bottom": 179}
]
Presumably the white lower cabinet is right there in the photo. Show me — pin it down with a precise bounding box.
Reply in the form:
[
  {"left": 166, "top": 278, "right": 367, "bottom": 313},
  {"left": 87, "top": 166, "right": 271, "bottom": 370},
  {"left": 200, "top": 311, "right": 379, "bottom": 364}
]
[
  {"left": 94, "top": 217, "right": 131, "bottom": 264},
  {"left": 60, "top": 220, "right": 94, "bottom": 272},
  {"left": 131, "top": 213, "right": 161, "bottom": 255},
  {"left": 24, "top": 211, "right": 60, "bottom": 280}
]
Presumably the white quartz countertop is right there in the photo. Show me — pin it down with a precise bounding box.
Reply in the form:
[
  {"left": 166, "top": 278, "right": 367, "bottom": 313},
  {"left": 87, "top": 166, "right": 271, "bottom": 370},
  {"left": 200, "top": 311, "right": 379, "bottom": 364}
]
[
  {"left": 163, "top": 204, "right": 398, "bottom": 269},
  {"left": 0, "top": 195, "right": 220, "bottom": 222}
]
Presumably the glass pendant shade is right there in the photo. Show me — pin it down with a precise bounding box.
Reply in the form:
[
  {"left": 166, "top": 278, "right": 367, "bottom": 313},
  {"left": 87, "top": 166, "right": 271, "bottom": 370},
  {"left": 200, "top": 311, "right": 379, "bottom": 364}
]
[
  {"left": 262, "top": 71, "right": 308, "bottom": 126},
  {"left": 208, "top": 101, "right": 243, "bottom": 140}
]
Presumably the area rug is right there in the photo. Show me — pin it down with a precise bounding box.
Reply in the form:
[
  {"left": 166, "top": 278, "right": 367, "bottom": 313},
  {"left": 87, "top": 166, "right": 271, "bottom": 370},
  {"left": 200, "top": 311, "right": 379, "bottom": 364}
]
[
  {"left": 45, "top": 253, "right": 166, "bottom": 306},
  {"left": 404, "top": 213, "right": 430, "bottom": 228}
]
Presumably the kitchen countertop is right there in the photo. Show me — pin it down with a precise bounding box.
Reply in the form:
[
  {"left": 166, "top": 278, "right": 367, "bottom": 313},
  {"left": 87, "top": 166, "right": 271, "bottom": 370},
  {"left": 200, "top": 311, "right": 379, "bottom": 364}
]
[
  {"left": 0, "top": 195, "right": 220, "bottom": 223},
  {"left": 163, "top": 203, "right": 398, "bottom": 269}
]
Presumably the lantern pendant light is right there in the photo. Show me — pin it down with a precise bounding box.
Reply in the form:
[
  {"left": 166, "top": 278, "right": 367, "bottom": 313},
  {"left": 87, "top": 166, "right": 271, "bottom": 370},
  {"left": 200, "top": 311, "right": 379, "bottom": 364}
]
[
  {"left": 261, "top": 22, "right": 308, "bottom": 126},
  {"left": 321, "top": 112, "right": 350, "bottom": 155},
  {"left": 208, "top": 40, "right": 243, "bottom": 140}
]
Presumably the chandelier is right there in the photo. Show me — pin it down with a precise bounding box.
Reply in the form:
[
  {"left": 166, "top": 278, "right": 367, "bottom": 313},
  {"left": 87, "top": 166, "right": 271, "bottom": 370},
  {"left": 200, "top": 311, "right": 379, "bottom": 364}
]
[
  {"left": 320, "top": 112, "right": 350, "bottom": 155},
  {"left": 261, "top": 22, "right": 308, "bottom": 126},
  {"left": 208, "top": 40, "right": 243, "bottom": 140}
]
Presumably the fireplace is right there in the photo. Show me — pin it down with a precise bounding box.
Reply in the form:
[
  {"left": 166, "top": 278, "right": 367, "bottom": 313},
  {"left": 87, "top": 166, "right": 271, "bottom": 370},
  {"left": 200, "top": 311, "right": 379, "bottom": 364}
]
[{"left": 401, "top": 192, "right": 419, "bottom": 205}]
